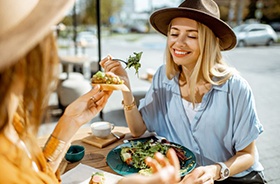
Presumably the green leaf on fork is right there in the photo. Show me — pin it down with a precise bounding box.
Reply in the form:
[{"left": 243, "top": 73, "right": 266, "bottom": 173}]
[
  {"left": 126, "top": 52, "right": 142, "bottom": 75},
  {"left": 113, "top": 52, "right": 143, "bottom": 76}
]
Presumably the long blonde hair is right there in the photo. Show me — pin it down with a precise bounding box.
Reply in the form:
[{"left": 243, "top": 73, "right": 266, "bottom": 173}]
[
  {"left": 165, "top": 22, "right": 236, "bottom": 103},
  {"left": 0, "top": 32, "right": 59, "bottom": 146}
]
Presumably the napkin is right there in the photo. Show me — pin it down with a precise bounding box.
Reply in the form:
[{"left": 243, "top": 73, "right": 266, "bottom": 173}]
[{"left": 61, "top": 163, "right": 123, "bottom": 184}]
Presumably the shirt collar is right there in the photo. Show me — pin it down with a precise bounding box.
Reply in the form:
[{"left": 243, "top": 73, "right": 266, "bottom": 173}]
[
  {"left": 212, "top": 80, "right": 229, "bottom": 93},
  {"left": 164, "top": 74, "right": 230, "bottom": 94}
]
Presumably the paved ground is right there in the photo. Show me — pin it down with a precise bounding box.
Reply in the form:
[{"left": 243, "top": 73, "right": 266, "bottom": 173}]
[
  {"left": 40, "top": 33, "right": 280, "bottom": 183},
  {"left": 224, "top": 46, "right": 280, "bottom": 184}
]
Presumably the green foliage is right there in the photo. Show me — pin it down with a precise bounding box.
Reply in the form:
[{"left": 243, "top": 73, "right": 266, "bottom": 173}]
[
  {"left": 245, "top": 0, "right": 280, "bottom": 22},
  {"left": 125, "top": 52, "right": 143, "bottom": 76},
  {"left": 80, "top": 0, "right": 124, "bottom": 25},
  {"left": 262, "top": 0, "right": 280, "bottom": 21}
]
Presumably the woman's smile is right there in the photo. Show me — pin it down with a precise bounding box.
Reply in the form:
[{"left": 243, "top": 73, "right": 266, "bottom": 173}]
[{"left": 173, "top": 49, "right": 191, "bottom": 58}]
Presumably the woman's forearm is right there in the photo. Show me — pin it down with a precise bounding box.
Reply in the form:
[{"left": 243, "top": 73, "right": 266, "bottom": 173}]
[
  {"left": 224, "top": 141, "right": 255, "bottom": 177},
  {"left": 122, "top": 91, "right": 147, "bottom": 137},
  {"left": 182, "top": 142, "right": 255, "bottom": 183},
  {"left": 124, "top": 107, "right": 146, "bottom": 137},
  {"left": 51, "top": 115, "right": 81, "bottom": 142},
  {"left": 44, "top": 115, "right": 81, "bottom": 172}
]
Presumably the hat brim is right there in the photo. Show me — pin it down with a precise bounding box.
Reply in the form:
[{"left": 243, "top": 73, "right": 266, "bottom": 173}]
[
  {"left": 150, "top": 7, "right": 237, "bottom": 51},
  {"left": 0, "top": 0, "right": 75, "bottom": 71}
]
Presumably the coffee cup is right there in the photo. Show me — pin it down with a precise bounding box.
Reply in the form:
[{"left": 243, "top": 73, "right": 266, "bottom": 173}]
[{"left": 90, "top": 121, "right": 114, "bottom": 139}]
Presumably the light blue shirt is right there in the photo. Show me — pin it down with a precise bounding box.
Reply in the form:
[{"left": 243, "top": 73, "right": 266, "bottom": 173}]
[{"left": 138, "top": 65, "right": 264, "bottom": 177}]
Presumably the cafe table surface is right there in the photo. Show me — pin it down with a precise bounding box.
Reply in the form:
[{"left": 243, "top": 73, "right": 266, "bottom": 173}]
[
  {"left": 37, "top": 126, "right": 147, "bottom": 175},
  {"left": 59, "top": 55, "right": 98, "bottom": 79},
  {"left": 60, "top": 55, "right": 98, "bottom": 65}
]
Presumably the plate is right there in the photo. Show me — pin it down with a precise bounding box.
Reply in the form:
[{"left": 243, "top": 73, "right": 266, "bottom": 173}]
[{"left": 106, "top": 137, "right": 196, "bottom": 176}]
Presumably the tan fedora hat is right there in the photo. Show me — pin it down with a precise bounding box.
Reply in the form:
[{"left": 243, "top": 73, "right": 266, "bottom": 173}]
[
  {"left": 0, "top": 0, "right": 75, "bottom": 71},
  {"left": 150, "top": 0, "right": 237, "bottom": 51}
]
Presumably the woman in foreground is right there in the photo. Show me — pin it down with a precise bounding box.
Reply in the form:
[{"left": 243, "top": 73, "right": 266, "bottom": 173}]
[{"left": 0, "top": 0, "right": 113, "bottom": 183}]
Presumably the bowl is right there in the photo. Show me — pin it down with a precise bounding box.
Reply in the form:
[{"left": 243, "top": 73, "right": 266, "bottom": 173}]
[{"left": 65, "top": 145, "right": 85, "bottom": 163}]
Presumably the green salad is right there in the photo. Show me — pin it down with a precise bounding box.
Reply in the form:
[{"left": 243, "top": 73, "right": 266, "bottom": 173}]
[
  {"left": 120, "top": 138, "right": 192, "bottom": 174},
  {"left": 121, "top": 139, "right": 170, "bottom": 169}
]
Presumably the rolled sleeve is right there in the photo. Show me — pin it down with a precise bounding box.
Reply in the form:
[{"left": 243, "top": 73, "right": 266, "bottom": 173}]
[{"left": 231, "top": 77, "right": 263, "bottom": 151}]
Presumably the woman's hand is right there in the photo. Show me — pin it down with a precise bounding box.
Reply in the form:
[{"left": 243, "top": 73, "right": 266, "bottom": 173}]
[
  {"left": 100, "top": 55, "right": 144, "bottom": 137},
  {"left": 62, "top": 85, "right": 112, "bottom": 127},
  {"left": 49, "top": 85, "right": 112, "bottom": 171},
  {"left": 117, "top": 148, "right": 181, "bottom": 184},
  {"left": 100, "top": 55, "right": 131, "bottom": 90},
  {"left": 53, "top": 85, "right": 112, "bottom": 141},
  {"left": 145, "top": 148, "right": 181, "bottom": 183},
  {"left": 180, "top": 166, "right": 216, "bottom": 184}
]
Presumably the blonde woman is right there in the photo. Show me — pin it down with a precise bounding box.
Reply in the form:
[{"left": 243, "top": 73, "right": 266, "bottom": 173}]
[{"left": 101, "top": 0, "right": 266, "bottom": 183}]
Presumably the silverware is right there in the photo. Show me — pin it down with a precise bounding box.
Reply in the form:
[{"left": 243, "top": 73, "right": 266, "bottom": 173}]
[
  {"left": 112, "top": 58, "right": 128, "bottom": 65},
  {"left": 122, "top": 134, "right": 167, "bottom": 144},
  {"left": 111, "top": 132, "right": 120, "bottom": 140}
]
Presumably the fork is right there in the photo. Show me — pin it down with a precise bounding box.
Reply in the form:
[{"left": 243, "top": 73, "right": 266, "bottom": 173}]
[
  {"left": 112, "top": 58, "right": 128, "bottom": 65},
  {"left": 111, "top": 132, "right": 121, "bottom": 140}
]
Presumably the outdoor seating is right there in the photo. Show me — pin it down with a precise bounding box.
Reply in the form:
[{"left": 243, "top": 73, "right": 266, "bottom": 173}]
[{"left": 57, "top": 77, "right": 91, "bottom": 109}]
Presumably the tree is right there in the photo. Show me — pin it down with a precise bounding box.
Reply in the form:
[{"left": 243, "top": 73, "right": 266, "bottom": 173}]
[
  {"left": 80, "top": 0, "right": 124, "bottom": 26},
  {"left": 245, "top": 0, "right": 280, "bottom": 22},
  {"left": 262, "top": 0, "right": 280, "bottom": 22}
]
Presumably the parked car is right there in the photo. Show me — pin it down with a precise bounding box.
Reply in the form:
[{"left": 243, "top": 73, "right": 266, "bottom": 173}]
[
  {"left": 111, "top": 27, "right": 129, "bottom": 34},
  {"left": 270, "top": 22, "right": 280, "bottom": 32},
  {"left": 233, "top": 23, "right": 278, "bottom": 47},
  {"left": 76, "top": 31, "right": 98, "bottom": 47},
  {"left": 129, "top": 23, "right": 148, "bottom": 33}
]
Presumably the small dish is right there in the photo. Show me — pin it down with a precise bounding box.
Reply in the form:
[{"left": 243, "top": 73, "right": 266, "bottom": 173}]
[{"left": 65, "top": 145, "right": 85, "bottom": 163}]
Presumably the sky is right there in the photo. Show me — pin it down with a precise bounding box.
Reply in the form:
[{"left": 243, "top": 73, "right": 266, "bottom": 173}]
[{"left": 134, "top": 0, "right": 181, "bottom": 12}]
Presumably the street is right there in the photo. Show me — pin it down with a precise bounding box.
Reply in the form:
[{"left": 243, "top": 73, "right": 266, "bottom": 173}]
[
  {"left": 225, "top": 46, "right": 280, "bottom": 184},
  {"left": 58, "top": 33, "right": 280, "bottom": 183}
]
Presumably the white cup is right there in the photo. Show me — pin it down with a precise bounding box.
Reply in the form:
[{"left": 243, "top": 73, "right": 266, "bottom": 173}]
[{"left": 90, "top": 121, "right": 114, "bottom": 139}]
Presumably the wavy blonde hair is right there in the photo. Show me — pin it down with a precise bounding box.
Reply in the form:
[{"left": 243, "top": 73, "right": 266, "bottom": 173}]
[
  {"left": 165, "top": 22, "right": 236, "bottom": 103},
  {"left": 0, "top": 33, "right": 59, "bottom": 163}
]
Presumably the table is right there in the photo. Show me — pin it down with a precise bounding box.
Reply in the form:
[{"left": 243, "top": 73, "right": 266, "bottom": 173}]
[
  {"left": 60, "top": 55, "right": 98, "bottom": 79},
  {"left": 139, "top": 68, "right": 155, "bottom": 83},
  {"left": 38, "top": 126, "right": 136, "bottom": 175}
]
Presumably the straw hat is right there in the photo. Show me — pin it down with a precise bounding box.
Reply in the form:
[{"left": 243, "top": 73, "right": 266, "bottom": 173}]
[
  {"left": 150, "top": 0, "right": 237, "bottom": 50},
  {"left": 0, "top": 0, "right": 75, "bottom": 71}
]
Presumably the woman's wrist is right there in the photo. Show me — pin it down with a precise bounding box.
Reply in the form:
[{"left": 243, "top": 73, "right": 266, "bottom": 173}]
[
  {"left": 44, "top": 115, "right": 79, "bottom": 162},
  {"left": 43, "top": 134, "right": 70, "bottom": 162},
  {"left": 52, "top": 114, "right": 80, "bottom": 142},
  {"left": 122, "top": 98, "right": 137, "bottom": 111},
  {"left": 122, "top": 89, "right": 134, "bottom": 104},
  {"left": 211, "top": 164, "right": 222, "bottom": 180}
]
